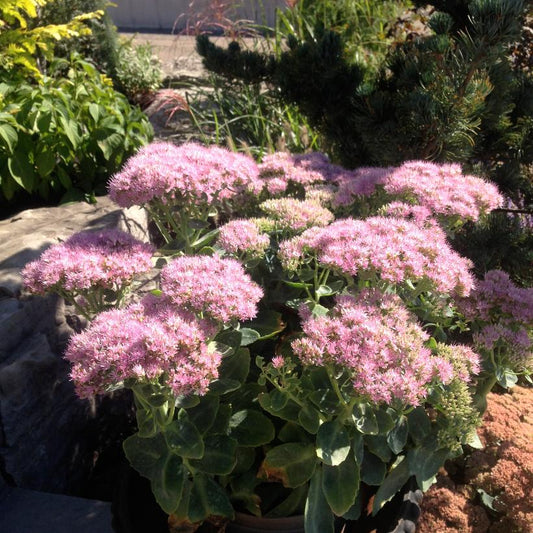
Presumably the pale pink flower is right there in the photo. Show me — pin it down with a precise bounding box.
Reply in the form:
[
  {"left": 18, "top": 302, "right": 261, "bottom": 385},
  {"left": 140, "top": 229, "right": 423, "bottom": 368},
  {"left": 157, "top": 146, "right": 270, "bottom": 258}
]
[
  {"left": 259, "top": 198, "right": 334, "bottom": 233},
  {"left": 22, "top": 229, "right": 154, "bottom": 294},
  {"left": 65, "top": 295, "right": 220, "bottom": 398},
  {"left": 108, "top": 142, "right": 260, "bottom": 208},
  {"left": 292, "top": 290, "right": 454, "bottom": 405},
  {"left": 160, "top": 255, "right": 263, "bottom": 323},
  {"left": 333, "top": 167, "right": 393, "bottom": 206},
  {"left": 278, "top": 216, "right": 474, "bottom": 296},
  {"left": 380, "top": 201, "right": 438, "bottom": 229},
  {"left": 217, "top": 219, "right": 270, "bottom": 258}
]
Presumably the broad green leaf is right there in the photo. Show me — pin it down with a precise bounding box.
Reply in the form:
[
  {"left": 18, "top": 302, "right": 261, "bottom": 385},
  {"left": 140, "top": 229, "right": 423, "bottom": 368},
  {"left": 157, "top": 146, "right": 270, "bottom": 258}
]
[
  {"left": 97, "top": 132, "right": 123, "bottom": 160},
  {"left": 495, "top": 367, "right": 518, "bottom": 389},
  {"left": 305, "top": 469, "right": 334, "bottom": 533},
  {"left": 59, "top": 116, "right": 81, "bottom": 149},
  {"left": 241, "top": 309, "right": 285, "bottom": 339},
  {"left": 209, "top": 403, "right": 231, "bottom": 434},
  {"left": 258, "top": 392, "right": 301, "bottom": 422},
  {"left": 188, "top": 472, "right": 235, "bottom": 523},
  {"left": 270, "top": 389, "right": 289, "bottom": 411},
  {"left": 316, "top": 420, "right": 350, "bottom": 466},
  {"left": 260, "top": 443, "right": 317, "bottom": 488},
  {"left": 407, "top": 407, "right": 432, "bottom": 444},
  {"left": 407, "top": 446, "right": 449, "bottom": 488},
  {"left": 8, "top": 151, "right": 36, "bottom": 192},
  {"left": 298, "top": 404, "right": 321, "bottom": 434},
  {"left": 371, "top": 457, "right": 411, "bottom": 515},
  {"left": 239, "top": 328, "right": 261, "bottom": 346},
  {"left": 189, "top": 435, "right": 237, "bottom": 475},
  {"left": 360, "top": 450, "right": 386, "bottom": 486},
  {"left": 278, "top": 422, "right": 312, "bottom": 443},
  {"left": 123, "top": 433, "right": 167, "bottom": 479},
  {"left": 217, "top": 347, "right": 250, "bottom": 385},
  {"left": 187, "top": 394, "right": 219, "bottom": 434},
  {"left": 374, "top": 408, "right": 395, "bottom": 433},
  {"left": 322, "top": 455, "right": 359, "bottom": 516},
  {"left": 352, "top": 402, "right": 379, "bottom": 435},
  {"left": 387, "top": 415, "right": 408, "bottom": 455},
  {"left": 208, "top": 378, "right": 241, "bottom": 395},
  {"left": 229, "top": 409, "right": 275, "bottom": 446},
  {"left": 136, "top": 409, "right": 157, "bottom": 438},
  {"left": 309, "top": 389, "right": 341, "bottom": 416},
  {"left": 214, "top": 329, "right": 242, "bottom": 352},
  {"left": 165, "top": 418, "right": 204, "bottom": 459},
  {"left": 0, "top": 123, "right": 17, "bottom": 153},
  {"left": 365, "top": 435, "right": 392, "bottom": 463},
  {"left": 151, "top": 454, "right": 187, "bottom": 514}
]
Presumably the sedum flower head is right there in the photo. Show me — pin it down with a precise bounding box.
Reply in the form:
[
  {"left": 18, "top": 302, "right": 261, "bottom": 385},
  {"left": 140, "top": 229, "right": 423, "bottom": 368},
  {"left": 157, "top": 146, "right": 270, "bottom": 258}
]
[
  {"left": 217, "top": 219, "right": 270, "bottom": 259},
  {"left": 160, "top": 254, "right": 263, "bottom": 323},
  {"left": 278, "top": 216, "right": 474, "bottom": 296},
  {"left": 259, "top": 198, "right": 334, "bottom": 233},
  {"left": 333, "top": 167, "right": 393, "bottom": 206},
  {"left": 65, "top": 295, "right": 220, "bottom": 398},
  {"left": 383, "top": 161, "right": 503, "bottom": 221},
  {"left": 22, "top": 229, "right": 154, "bottom": 294},
  {"left": 292, "top": 290, "right": 454, "bottom": 405},
  {"left": 108, "top": 142, "right": 260, "bottom": 208}
]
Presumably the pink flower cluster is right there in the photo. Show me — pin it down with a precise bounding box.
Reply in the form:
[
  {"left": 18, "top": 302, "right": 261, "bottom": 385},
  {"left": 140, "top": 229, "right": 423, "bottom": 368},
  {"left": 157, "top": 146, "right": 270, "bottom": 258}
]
[
  {"left": 65, "top": 295, "right": 220, "bottom": 398},
  {"left": 380, "top": 201, "right": 437, "bottom": 229},
  {"left": 382, "top": 161, "right": 503, "bottom": 221},
  {"left": 278, "top": 216, "right": 474, "bottom": 296},
  {"left": 292, "top": 290, "right": 454, "bottom": 405},
  {"left": 333, "top": 167, "right": 393, "bottom": 206},
  {"left": 259, "top": 198, "right": 334, "bottom": 233},
  {"left": 108, "top": 142, "right": 260, "bottom": 208},
  {"left": 460, "top": 270, "right": 533, "bottom": 370},
  {"left": 217, "top": 219, "right": 270, "bottom": 258},
  {"left": 160, "top": 254, "right": 263, "bottom": 323},
  {"left": 22, "top": 229, "right": 154, "bottom": 294}
]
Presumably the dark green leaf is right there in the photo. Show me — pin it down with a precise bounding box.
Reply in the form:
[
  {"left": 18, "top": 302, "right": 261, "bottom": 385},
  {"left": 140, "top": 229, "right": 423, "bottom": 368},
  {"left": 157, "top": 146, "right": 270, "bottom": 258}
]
[
  {"left": 8, "top": 152, "right": 36, "bottom": 192},
  {"left": 266, "top": 484, "right": 307, "bottom": 518},
  {"left": 218, "top": 347, "right": 250, "bottom": 384},
  {"left": 298, "top": 404, "right": 321, "bottom": 434},
  {"left": 35, "top": 147, "right": 56, "bottom": 178},
  {"left": 229, "top": 410, "right": 275, "bottom": 446},
  {"left": 239, "top": 328, "right": 261, "bottom": 346},
  {"left": 151, "top": 454, "right": 187, "bottom": 514},
  {"left": 352, "top": 403, "right": 379, "bottom": 435},
  {"left": 387, "top": 415, "right": 408, "bottom": 455},
  {"left": 360, "top": 451, "right": 386, "bottom": 486},
  {"left": 188, "top": 472, "right": 235, "bottom": 523},
  {"left": 372, "top": 457, "right": 410, "bottom": 515},
  {"left": 123, "top": 433, "right": 167, "bottom": 479},
  {"left": 407, "top": 446, "right": 449, "bottom": 488},
  {"left": 365, "top": 435, "right": 392, "bottom": 463},
  {"left": 309, "top": 389, "right": 341, "bottom": 416},
  {"left": 187, "top": 395, "right": 219, "bottom": 434},
  {"left": 316, "top": 421, "right": 350, "bottom": 466},
  {"left": 189, "top": 435, "right": 237, "bottom": 475},
  {"left": 0, "top": 123, "right": 17, "bottom": 153},
  {"left": 305, "top": 469, "right": 334, "bottom": 533},
  {"left": 323, "top": 455, "right": 359, "bottom": 516},
  {"left": 165, "top": 418, "right": 204, "bottom": 459},
  {"left": 260, "top": 443, "right": 317, "bottom": 488},
  {"left": 407, "top": 407, "right": 432, "bottom": 444}
]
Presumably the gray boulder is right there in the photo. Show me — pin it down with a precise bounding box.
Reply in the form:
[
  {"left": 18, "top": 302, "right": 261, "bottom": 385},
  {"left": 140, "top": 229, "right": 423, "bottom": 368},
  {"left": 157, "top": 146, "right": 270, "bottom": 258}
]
[{"left": 0, "top": 197, "right": 149, "bottom": 495}]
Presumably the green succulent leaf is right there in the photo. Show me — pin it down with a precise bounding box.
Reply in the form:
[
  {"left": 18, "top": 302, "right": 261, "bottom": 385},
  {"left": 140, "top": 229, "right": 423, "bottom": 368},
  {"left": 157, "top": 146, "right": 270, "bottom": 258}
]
[
  {"left": 352, "top": 403, "right": 379, "bottom": 435},
  {"left": 229, "top": 409, "right": 275, "bottom": 446},
  {"left": 407, "top": 446, "right": 449, "bottom": 488},
  {"left": 188, "top": 472, "right": 235, "bottom": 523},
  {"left": 316, "top": 420, "right": 351, "bottom": 466},
  {"left": 123, "top": 432, "right": 167, "bottom": 479},
  {"left": 387, "top": 415, "right": 408, "bottom": 455},
  {"left": 151, "top": 454, "right": 187, "bottom": 514},
  {"left": 298, "top": 404, "right": 321, "bottom": 434},
  {"left": 360, "top": 450, "right": 386, "bottom": 486},
  {"left": 322, "top": 455, "right": 360, "bottom": 516},
  {"left": 260, "top": 443, "right": 317, "bottom": 488},
  {"left": 371, "top": 457, "right": 410, "bottom": 515},
  {"left": 305, "top": 469, "right": 334, "bottom": 533},
  {"left": 165, "top": 418, "right": 204, "bottom": 459},
  {"left": 189, "top": 434, "right": 237, "bottom": 475}
]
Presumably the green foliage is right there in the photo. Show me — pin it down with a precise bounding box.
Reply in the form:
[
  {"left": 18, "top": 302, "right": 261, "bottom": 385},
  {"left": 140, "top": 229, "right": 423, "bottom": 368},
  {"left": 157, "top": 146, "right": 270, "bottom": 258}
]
[
  {"left": 196, "top": 0, "right": 533, "bottom": 284},
  {"left": 114, "top": 38, "right": 163, "bottom": 105},
  {"left": 36, "top": 0, "right": 120, "bottom": 77},
  {"left": 0, "top": 0, "right": 102, "bottom": 79},
  {"left": 0, "top": 55, "right": 153, "bottom": 206}
]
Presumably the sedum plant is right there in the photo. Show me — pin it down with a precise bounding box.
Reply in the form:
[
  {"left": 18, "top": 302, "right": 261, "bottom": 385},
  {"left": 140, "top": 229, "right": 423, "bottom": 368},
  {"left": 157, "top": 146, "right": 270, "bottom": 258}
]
[{"left": 22, "top": 143, "right": 533, "bottom": 532}]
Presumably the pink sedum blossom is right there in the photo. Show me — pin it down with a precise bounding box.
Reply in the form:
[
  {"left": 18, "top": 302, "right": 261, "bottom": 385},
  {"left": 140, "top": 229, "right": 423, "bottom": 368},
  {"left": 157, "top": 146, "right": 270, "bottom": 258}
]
[
  {"left": 65, "top": 295, "right": 220, "bottom": 398},
  {"left": 217, "top": 219, "right": 270, "bottom": 258},
  {"left": 278, "top": 216, "right": 474, "bottom": 296},
  {"left": 380, "top": 201, "right": 438, "bottom": 229},
  {"left": 108, "top": 142, "right": 260, "bottom": 208},
  {"left": 260, "top": 198, "right": 334, "bottom": 233},
  {"left": 22, "top": 229, "right": 154, "bottom": 294},
  {"left": 382, "top": 161, "right": 504, "bottom": 221},
  {"left": 160, "top": 254, "right": 263, "bottom": 323},
  {"left": 333, "top": 167, "right": 393, "bottom": 206},
  {"left": 292, "top": 290, "right": 454, "bottom": 405}
]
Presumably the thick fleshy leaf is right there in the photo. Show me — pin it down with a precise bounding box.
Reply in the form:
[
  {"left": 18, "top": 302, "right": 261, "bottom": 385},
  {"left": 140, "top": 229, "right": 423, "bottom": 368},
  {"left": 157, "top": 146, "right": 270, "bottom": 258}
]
[
  {"left": 266, "top": 484, "right": 307, "bottom": 518},
  {"left": 260, "top": 443, "right": 317, "bottom": 488},
  {"left": 322, "top": 455, "right": 359, "bottom": 516},
  {"left": 188, "top": 473, "right": 235, "bottom": 523},
  {"left": 123, "top": 433, "right": 167, "bottom": 479},
  {"left": 387, "top": 415, "right": 408, "bottom": 455},
  {"left": 360, "top": 450, "right": 386, "bottom": 486},
  {"left": 316, "top": 421, "right": 350, "bottom": 466},
  {"left": 239, "top": 328, "right": 261, "bottom": 346},
  {"left": 407, "top": 407, "right": 432, "bottom": 444},
  {"left": 187, "top": 395, "right": 219, "bottom": 434},
  {"left": 298, "top": 404, "right": 321, "bottom": 434},
  {"left": 189, "top": 435, "right": 237, "bottom": 475},
  {"left": 258, "top": 392, "right": 300, "bottom": 422},
  {"left": 165, "top": 419, "right": 204, "bottom": 459},
  {"left": 136, "top": 409, "right": 157, "bottom": 438},
  {"left": 305, "top": 469, "right": 334, "bottom": 533},
  {"left": 218, "top": 347, "right": 251, "bottom": 384},
  {"left": 229, "top": 410, "right": 275, "bottom": 446},
  {"left": 365, "top": 435, "right": 392, "bottom": 463},
  {"left": 352, "top": 403, "right": 379, "bottom": 435},
  {"left": 309, "top": 389, "right": 341, "bottom": 416},
  {"left": 371, "top": 457, "right": 410, "bottom": 515},
  {"left": 151, "top": 454, "right": 187, "bottom": 514},
  {"left": 407, "top": 446, "right": 449, "bottom": 488}
]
